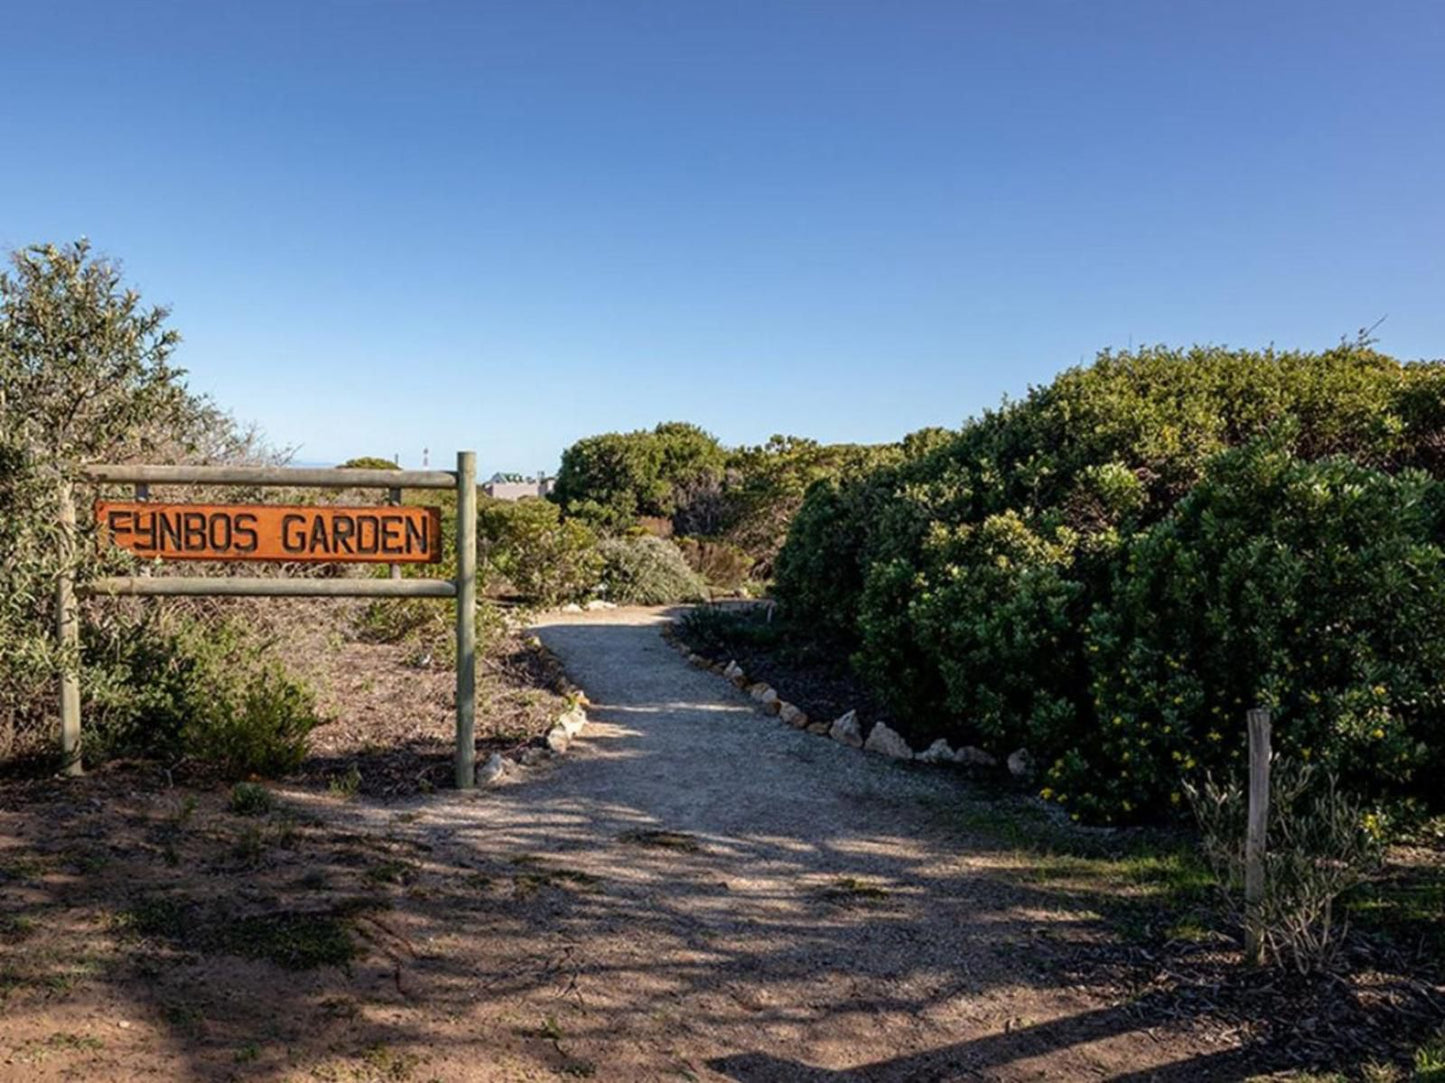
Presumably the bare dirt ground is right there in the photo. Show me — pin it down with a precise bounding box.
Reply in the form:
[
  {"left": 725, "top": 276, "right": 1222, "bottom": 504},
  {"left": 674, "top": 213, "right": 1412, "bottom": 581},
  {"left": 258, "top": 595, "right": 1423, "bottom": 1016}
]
[{"left": 1, "top": 607, "right": 1431, "bottom": 1080}]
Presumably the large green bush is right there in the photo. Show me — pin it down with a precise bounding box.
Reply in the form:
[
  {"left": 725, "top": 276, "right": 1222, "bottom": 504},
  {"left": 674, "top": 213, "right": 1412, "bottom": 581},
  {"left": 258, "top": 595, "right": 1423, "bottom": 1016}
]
[
  {"left": 774, "top": 344, "right": 1445, "bottom": 822},
  {"left": 1067, "top": 438, "right": 1445, "bottom": 822},
  {"left": 478, "top": 496, "right": 601, "bottom": 606},
  {"left": 552, "top": 422, "right": 725, "bottom": 531},
  {"left": 597, "top": 536, "right": 707, "bottom": 605}
]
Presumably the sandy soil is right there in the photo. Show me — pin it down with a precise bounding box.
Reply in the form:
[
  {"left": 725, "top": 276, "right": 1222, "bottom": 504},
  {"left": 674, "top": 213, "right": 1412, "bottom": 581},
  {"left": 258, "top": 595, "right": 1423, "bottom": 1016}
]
[{"left": 0, "top": 607, "right": 1276, "bottom": 1081}]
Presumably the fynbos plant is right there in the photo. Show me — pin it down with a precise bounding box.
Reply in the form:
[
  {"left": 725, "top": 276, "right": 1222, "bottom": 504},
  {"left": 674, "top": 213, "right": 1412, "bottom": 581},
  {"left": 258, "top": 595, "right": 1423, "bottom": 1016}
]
[{"left": 1187, "top": 758, "right": 1384, "bottom": 973}]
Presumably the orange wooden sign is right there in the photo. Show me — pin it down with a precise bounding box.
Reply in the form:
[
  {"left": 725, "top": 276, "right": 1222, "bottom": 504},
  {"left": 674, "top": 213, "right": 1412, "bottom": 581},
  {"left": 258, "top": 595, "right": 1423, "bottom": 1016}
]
[{"left": 96, "top": 502, "right": 443, "bottom": 563}]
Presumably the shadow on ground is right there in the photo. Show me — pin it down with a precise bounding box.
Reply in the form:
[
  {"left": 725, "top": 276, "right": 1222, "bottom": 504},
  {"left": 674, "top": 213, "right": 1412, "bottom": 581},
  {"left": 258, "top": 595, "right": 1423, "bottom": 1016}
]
[{"left": 0, "top": 611, "right": 1437, "bottom": 1080}]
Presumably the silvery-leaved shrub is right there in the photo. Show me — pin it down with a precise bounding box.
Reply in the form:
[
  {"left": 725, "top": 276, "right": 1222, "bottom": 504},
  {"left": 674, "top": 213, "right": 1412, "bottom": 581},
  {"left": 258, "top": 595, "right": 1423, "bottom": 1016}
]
[
  {"left": 1186, "top": 759, "right": 1384, "bottom": 973},
  {"left": 596, "top": 536, "right": 707, "bottom": 605}
]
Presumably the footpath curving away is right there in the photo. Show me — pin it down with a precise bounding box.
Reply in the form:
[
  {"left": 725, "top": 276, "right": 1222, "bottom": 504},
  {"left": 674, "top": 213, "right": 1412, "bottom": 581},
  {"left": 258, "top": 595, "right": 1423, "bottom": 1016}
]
[{"left": 312, "top": 605, "right": 1233, "bottom": 1081}]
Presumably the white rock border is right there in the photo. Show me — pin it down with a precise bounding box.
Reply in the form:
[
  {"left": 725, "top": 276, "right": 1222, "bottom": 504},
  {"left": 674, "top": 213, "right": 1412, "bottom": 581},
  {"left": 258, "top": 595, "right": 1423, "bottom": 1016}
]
[
  {"left": 482, "top": 635, "right": 595, "bottom": 785},
  {"left": 659, "top": 620, "right": 1020, "bottom": 773}
]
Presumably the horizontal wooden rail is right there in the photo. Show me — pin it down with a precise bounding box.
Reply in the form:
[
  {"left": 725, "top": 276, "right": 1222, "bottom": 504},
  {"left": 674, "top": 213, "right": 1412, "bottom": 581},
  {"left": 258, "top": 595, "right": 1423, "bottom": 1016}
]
[
  {"left": 81, "top": 464, "right": 458, "bottom": 490},
  {"left": 84, "top": 576, "right": 457, "bottom": 599}
]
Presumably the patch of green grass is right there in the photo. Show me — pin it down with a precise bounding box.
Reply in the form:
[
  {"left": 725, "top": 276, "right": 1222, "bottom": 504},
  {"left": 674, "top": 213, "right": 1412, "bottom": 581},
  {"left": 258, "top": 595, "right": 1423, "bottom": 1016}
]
[
  {"left": 44, "top": 1032, "right": 104, "bottom": 1052},
  {"left": 0, "top": 856, "right": 45, "bottom": 883},
  {"left": 217, "top": 913, "right": 356, "bottom": 970},
  {"left": 0, "top": 913, "right": 36, "bottom": 941},
  {"left": 161, "top": 1002, "right": 204, "bottom": 1037},
  {"left": 229, "top": 782, "right": 276, "bottom": 816},
  {"left": 364, "top": 859, "right": 419, "bottom": 886},
  {"left": 119, "top": 895, "right": 195, "bottom": 938},
  {"left": 359, "top": 1040, "right": 421, "bottom": 1080},
  {"left": 618, "top": 829, "right": 701, "bottom": 852},
  {"left": 1347, "top": 873, "right": 1445, "bottom": 963},
  {"left": 69, "top": 851, "right": 110, "bottom": 876},
  {"left": 511, "top": 862, "right": 601, "bottom": 898},
  {"left": 8, "top": 1032, "right": 106, "bottom": 1064},
  {"left": 231, "top": 825, "right": 268, "bottom": 867},
  {"left": 1415, "top": 1028, "right": 1445, "bottom": 1080},
  {"left": 120, "top": 895, "right": 358, "bottom": 970},
  {"left": 329, "top": 766, "right": 362, "bottom": 800}
]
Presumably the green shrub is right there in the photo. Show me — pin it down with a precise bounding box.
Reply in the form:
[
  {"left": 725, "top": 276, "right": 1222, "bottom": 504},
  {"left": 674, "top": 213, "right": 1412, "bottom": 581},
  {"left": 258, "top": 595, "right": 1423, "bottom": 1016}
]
[
  {"left": 478, "top": 497, "right": 600, "bottom": 606},
  {"left": 1188, "top": 760, "right": 1384, "bottom": 973},
  {"left": 335, "top": 456, "right": 399, "bottom": 471},
  {"left": 597, "top": 536, "right": 707, "bottom": 604},
  {"left": 86, "top": 613, "right": 318, "bottom": 779},
  {"left": 773, "top": 344, "right": 1445, "bottom": 823},
  {"left": 1067, "top": 438, "right": 1445, "bottom": 821},
  {"left": 717, "top": 436, "right": 903, "bottom": 577},
  {"left": 229, "top": 782, "right": 276, "bottom": 816},
  {"left": 552, "top": 422, "right": 725, "bottom": 532}
]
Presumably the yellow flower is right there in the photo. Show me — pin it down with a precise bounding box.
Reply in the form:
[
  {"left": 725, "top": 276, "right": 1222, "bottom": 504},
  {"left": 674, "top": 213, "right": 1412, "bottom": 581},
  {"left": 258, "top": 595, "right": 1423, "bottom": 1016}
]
[
  {"left": 1371, "top": 728, "right": 1385, "bottom": 740},
  {"left": 1171, "top": 750, "right": 1183, "bottom": 762},
  {"left": 1112, "top": 715, "right": 1123, "bottom": 727},
  {"left": 1183, "top": 756, "right": 1196, "bottom": 770},
  {"left": 1207, "top": 730, "right": 1222, "bottom": 742},
  {"left": 1372, "top": 685, "right": 1387, "bottom": 697},
  {"left": 1170, "top": 791, "right": 1181, "bottom": 805},
  {"left": 1039, "top": 787, "right": 1054, "bottom": 800}
]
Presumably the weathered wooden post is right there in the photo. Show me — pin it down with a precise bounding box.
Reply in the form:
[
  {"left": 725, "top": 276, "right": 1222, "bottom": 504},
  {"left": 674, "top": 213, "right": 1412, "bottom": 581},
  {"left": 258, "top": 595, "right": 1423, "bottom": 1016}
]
[
  {"left": 1244, "top": 707, "right": 1272, "bottom": 965},
  {"left": 454, "top": 451, "right": 478, "bottom": 789},
  {"left": 56, "top": 476, "right": 82, "bottom": 776},
  {"left": 388, "top": 486, "right": 403, "bottom": 580}
]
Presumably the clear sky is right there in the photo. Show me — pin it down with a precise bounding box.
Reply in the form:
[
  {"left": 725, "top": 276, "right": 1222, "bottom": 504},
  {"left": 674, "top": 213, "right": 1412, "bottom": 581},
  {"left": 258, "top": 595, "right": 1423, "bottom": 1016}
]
[{"left": 4, "top": 2, "right": 1442, "bottom": 472}]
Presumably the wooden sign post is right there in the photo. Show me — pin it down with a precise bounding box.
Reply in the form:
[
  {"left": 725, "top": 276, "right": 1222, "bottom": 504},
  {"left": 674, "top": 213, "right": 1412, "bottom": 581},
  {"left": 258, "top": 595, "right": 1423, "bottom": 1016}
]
[{"left": 68, "top": 453, "right": 480, "bottom": 788}]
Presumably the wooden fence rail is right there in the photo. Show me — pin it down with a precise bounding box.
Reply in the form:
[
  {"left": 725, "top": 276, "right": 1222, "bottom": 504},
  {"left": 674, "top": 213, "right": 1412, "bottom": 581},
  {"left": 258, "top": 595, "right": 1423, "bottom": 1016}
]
[{"left": 60, "top": 453, "right": 479, "bottom": 788}]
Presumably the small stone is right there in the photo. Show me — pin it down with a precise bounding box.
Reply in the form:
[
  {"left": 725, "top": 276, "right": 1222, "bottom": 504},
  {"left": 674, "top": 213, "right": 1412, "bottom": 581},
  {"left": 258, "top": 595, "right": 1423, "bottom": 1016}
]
[
  {"left": 559, "top": 707, "right": 587, "bottom": 737},
  {"left": 516, "top": 747, "right": 551, "bottom": 767},
  {"left": 805, "top": 720, "right": 831, "bottom": 735},
  {"left": 955, "top": 746, "right": 998, "bottom": 768},
  {"left": 585, "top": 599, "right": 617, "bottom": 610},
  {"left": 748, "top": 682, "right": 771, "bottom": 700},
  {"left": 709, "top": 662, "right": 726, "bottom": 674},
  {"left": 723, "top": 660, "right": 743, "bottom": 678},
  {"left": 1007, "top": 748, "right": 1034, "bottom": 778},
  {"left": 779, "top": 703, "right": 809, "bottom": 728},
  {"left": 561, "top": 602, "right": 584, "bottom": 613},
  {"left": 916, "top": 738, "right": 955, "bottom": 764},
  {"left": 479, "top": 752, "right": 507, "bottom": 784},
  {"left": 729, "top": 673, "right": 749, "bottom": 689},
  {"left": 829, "top": 710, "right": 863, "bottom": 748},
  {"left": 545, "top": 726, "right": 571, "bottom": 754},
  {"left": 864, "top": 721, "right": 914, "bottom": 760}
]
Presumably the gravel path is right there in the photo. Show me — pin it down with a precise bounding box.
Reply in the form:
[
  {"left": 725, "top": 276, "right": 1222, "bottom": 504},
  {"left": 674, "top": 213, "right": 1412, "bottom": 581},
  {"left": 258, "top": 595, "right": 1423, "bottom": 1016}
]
[{"left": 308, "top": 607, "right": 1226, "bottom": 1081}]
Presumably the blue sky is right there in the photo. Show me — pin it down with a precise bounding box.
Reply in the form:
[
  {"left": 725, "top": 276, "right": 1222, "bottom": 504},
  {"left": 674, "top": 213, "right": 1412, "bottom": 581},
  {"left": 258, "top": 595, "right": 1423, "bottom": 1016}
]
[{"left": 4, "top": 2, "right": 1442, "bottom": 472}]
